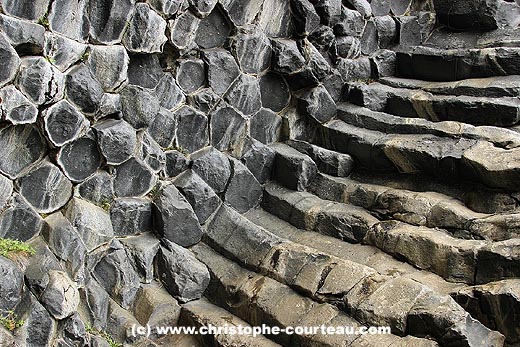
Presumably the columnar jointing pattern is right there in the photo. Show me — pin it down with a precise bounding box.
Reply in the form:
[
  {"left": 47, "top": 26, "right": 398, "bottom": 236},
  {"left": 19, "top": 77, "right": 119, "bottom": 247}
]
[{"left": 0, "top": 0, "right": 519, "bottom": 346}]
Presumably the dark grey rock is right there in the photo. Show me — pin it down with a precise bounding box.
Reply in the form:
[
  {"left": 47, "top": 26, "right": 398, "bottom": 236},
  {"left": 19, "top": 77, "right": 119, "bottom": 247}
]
[
  {"left": 191, "top": 146, "right": 231, "bottom": 193},
  {"left": 308, "top": 24, "right": 335, "bottom": 51},
  {"left": 371, "top": 0, "right": 390, "bottom": 16},
  {"left": 88, "top": 0, "right": 136, "bottom": 44},
  {"left": 20, "top": 293, "right": 56, "bottom": 347},
  {"left": 17, "top": 56, "right": 65, "bottom": 106},
  {"left": 56, "top": 312, "right": 89, "bottom": 346},
  {"left": 155, "top": 73, "right": 186, "bottom": 110},
  {"left": 120, "top": 233, "right": 160, "bottom": 284},
  {"left": 1, "top": 0, "right": 49, "bottom": 20},
  {"left": 270, "top": 143, "right": 318, "bottom": 191},
  {"left": 189, "top": 0, "right": 218, "bottom": 17},
  {"left": 148, "top": 108, "right": 177, "bottom": 148},
  {"left": 40, "top": 270, "right": 80, "bottom": 320},
  {"left": 153, "top": 184, "right": 203, "bottom": 247},
  {"left": 18, "top": 160, "right": 72, "bottom": 214},
  {"left": 76, "top": 171, "right": 114, "bottom": 206},
  {"left": 295, "top": 85, "right": 336, "bottom": 123},
  {"left": 49, "top": 0, "right": 89, "bottom": 42},
  {"left": 291, "top": 0, "right": 320, "bottom": 36},
  {"left": 370, "top": 49, "right": 396, "bottom": 78},
  {"left": 120, "top": 85, "right": 160, "bottom": 130},
  {"left": 334, "top": 7, "right": 365, "bottom": 37},
  {"left": 271, "top": 38, "right": 306, "bottom": 75},
  {"left": 345, "top": 0, "right": 372, "bottom": 18},
  {"left": 333, "top": 36, "right": 361, "bottom": 59},
  {"left": 164, "top": 150, "right": 190, "bottom": 178},
  {"left": 210, "top": 106, "right": 248, "bottom": 151},
  {"left": 0, "top": 194, "right": 43, "bottom": 241},
  {"left": 241, "top": 137, "right": 276, "bottom": 184},
  {"left": 259, "top": 72, "right": 290, "bottom": 112},
  {"left": 137, "top": 131, "right": 166, "bottom": 173},
  {"left": 94, "top": 119, "right": 137, "bottom": 165},
  {"left": 203, "top": 49, "right": 240, "bottom": 95},
  {"left": 0, "top": 175, "right": 13, "bottom": 210},
  {"left": 250, "top": 108, "right": 282, "bottom": 145},
  {"left": 127, "top": 54, "right": 163, "bottom": 90},
  {"left": 23, "top": 237, "right": 62, "bottom": 296},
  {"left": 88, "top": 45, "right": 129, "bottom": 92},
  {"left": 0, "top": 85, "right": 38, "bottom": 125},
  {"left": 433, "top": 0, "right": 499, "bottom": 30},
  {"left": 57, "top": 136, "right": 102, "bottom": 182},
  {"left": 322, "top": 69, "right": 344, "bottom": 102},
  {"left": 314, "top": 0, "right": 342, "bottom": 26},
  {"left": 122, "top": 3, "right": 168, "bottom": 53},
  {"left": 0, "top": 32, "right": 21, "bottom": 88},
  {"left": 225, "top": 158, "right": 262, "bottom": 213},
  {"left": 195, "top": 6, "right": 231, "bottom": 49},
  {"left": 374, "top": 15, "right": 397, "bottom": 48},
  {"left": 0, "top": 256, "right": 24, "bottom": 311},
  {"left": 220, "top": 0, "right": 263, "bottom": 26},
  {"left": 187, "top": 88, "right": 221, "bottom": 113},
  {"left": 287, "top": 140, "right": 354, "bottom": 177},
  {"left": 113, "top": 158, "right": 156, "bottom": 197},
  {"left": 156, "top": 242, "right": 210, "bottom": 303},
  {"left": 390, "top": 0, "right": 412, "bottom": 15},
  {"left": 177, "top": 59, "right": 206, "bottom": 94},
  {"left": 223, "top": 74, "right": 262, "bottom": 116},
  {"left": 43, "top": 100, "right": 89, "bottom": 147},
  {"left": 149, "top": 0, "right": 184, "bottom": 16},
  {"left": 81, "top": 278, "right": 110, "bottom": 329},
  {"left": 44, "top": 32, "right": 88, "bottom": 72},
  {"left": 476, "top": 240, "right": 520, "bottom": 284},
  {"left": 93, "top": 240, "right": 140, "bottom": 309},
  {"left": 396, "top": 13, "right": 436, "bottom": 47},
  {"left": 64, "top": 198, "right": 114, "bottom": 251},
  {"left": 0, "top": 125, "right": 46, "bottom": 179},
  {"left": 0, "top": 14, "right": 45, "bottom": 54},
  {"left": 168, "top": 10, "right": 201, "bottom": 50},
  {"left": 175, "top": 106, "right": 209, "bottom": 153},
  {"left": 360, "top": 19, "right": 378, "bottom": 55},
  {"left": 337, "top": 56, "right": 372, "bottom": 81},
  {"left": 65, "top": 64, "right": 104, "bottom": 115},
  {"left": 98, "top": 93, "right": 122, "bottom": 119},
  {"left": 174, "top": 169, "right": 221, "bottom": 224},
  {"left": 258, "top": 0, "right": 294, "bottom": 38},
  {"left": 231, "top": 28, "right": 271, "bottom": 74}
]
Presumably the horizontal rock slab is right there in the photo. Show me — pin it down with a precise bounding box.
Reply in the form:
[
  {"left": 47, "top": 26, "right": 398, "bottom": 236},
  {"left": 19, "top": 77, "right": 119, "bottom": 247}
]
[
  {"left": 287, "top": 140, "right": 354, "bottom": 177},
  {"left": 270, "top": 143, "right": 318, "bottom": 191},
  {"left": 476, "top": 239, "right": 520, "bottom": 284}
]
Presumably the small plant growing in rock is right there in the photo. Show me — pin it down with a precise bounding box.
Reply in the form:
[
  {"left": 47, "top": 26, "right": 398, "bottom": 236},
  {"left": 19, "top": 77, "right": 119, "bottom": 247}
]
[
  {"left": 37, "top": 13, "right": 50, "bottom": 29},
  {"left": 100, "top": 199, "right": 112, "bottom": 212},
  {"left": 147, "top": 184, "right": 161, "bottom": 200},
  {"left": 0, "top": 310, "right": 24, "bottom": 332},
  {"left": 80, "top": 51, "right": 90, "bottom": 63},
  {"left": 0, "top": 238, "right": 35, "bottom": 260},
  {"left": 86, "top": 325, "right": 122, "bottom": 347}
]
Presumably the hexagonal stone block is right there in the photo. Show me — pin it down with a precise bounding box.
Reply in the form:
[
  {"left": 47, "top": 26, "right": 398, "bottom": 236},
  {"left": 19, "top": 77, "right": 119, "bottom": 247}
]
[
  {"left": 16, "top": 56, "right": 65, "bottom": 106},
  {"left": 137, "top": 132, "right": 166, "bottom": 173},
  {"left": 43, "top": 100, "right": 89, "bottom": 147},
  {"left": 203, "top": 49, "right": 240, "bottom": 95},
  {"left": 295, "top": 84, "right": 337, "bottom": 123},
  {"left": 75, "top": 170, "right": 114, "bottom": 206},
  {"left": 175, "top": 106, "right": 209, "bottom": 153},
  {"left": 224, "top": 158, "right": 262, "bottom": 213},
  {"left": 155, "top": 73, "right": 186, "bottom": 110},
  {"left": 241, "top": 137, "right": 276, "bottom": 184},
  {"left": 0, "top": 194, "right": 44, "bottom": 241},
  {"left": 259, "top": 72, "right": 290, "bottom": 112},
  {"left": 18, "top": 160, "right": 73, "bottom": 214},
  {"left": 44, "top": 32, "right": 88, "bottom": 72},
  {"left": 148, "top": 108, "right": 177, "bottom": 148},
  {"left": 191, "top": 146, "right": 231, "bottom": 193},
  {"left": 231, "top": 29, "right": 272, "bottom": 74},
  {"left": 113, "top": 158, "right": 156, "bottom": 197},
  {"left": 93, "top": 119, "right": 137, "bottom": 165},
  {"left": 195, "top": 6, "right": 231, "bottom": 49},
  {"left": 0, "top": 14, "right": 45, "bottom": 54},
  {"left": 88, "top": 0, "right": 136, "bottom": 44},
  {"left": 120, "top": 85, "right": 160, "bottom": 130},
  {"left": 127, "top": 54, "right": 163, "bottom": 90},
  {"left": 57, "top": 136, "right": 102, "bottom": 182},
  {"left": 168, "top": 10, "right": 201, "bottom": 50},
  {"left": 176, "top": 59, "right": 206, "bottom": 94},
  {"left": 0, "top": 85, "right": 38, "bottom": 124},
  {"left": 250, "top": 108, "right": 282, "bottom": 144},
  {"left": 48, "top": 0, "right": 89, "bottom": 42},
  {"left": 110, "top": 198, "right": 153, "bottom": 236},
  {"left": 88, "top": 45, "right": 129, "bottom": 92},
  {"left": 0, "top": 32, "right": 21, "bottom": 88},
  {"left": 0, "top": 125, "right": 46, "bottom": 179},
  {"left": 223, "top": 74, "right": 262, "bottom": 116},
  {"left": 65, "top": 64, "right": 104, "bottom": 115},
  {"left": 210, "top": 106, "right": 247, "bottom": 151},
  {"left": 164, "top": 150, "right": 190, "bottom": 178},
  {"left": 123, "top": 3, "right": 168, "bottom": 53}
]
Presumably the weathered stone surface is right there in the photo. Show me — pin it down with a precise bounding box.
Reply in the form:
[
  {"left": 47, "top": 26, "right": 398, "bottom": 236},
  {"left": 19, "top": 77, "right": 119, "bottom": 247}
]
[
  {"left": 0, "top": 14, "right": 45, "bottom": 54},
  {"left": 0, "top": 256, "right": 24, "bottom": 311},
  {"left": 287, "top": 140, "right": 354, "bottom": 177},
  {"left": 127, "top": 54, "right": 163, "bottom": 90},
  {"left": 164, "top": 150, "right": 190, "bottom": 178},
  {"left": 188, "top": 88, "right": 221, "bottom": 113},
  {"left": 175, "top": 106, "right": 209, "bottom": 153},
  {"left": 271, "top": 39, "right": 306, "bottom": 75},
  {"left": 120, "top": 85, "right": 161, "bottom": 130},
  {"left": 153, "top": 184, "right": 203, "bottom": 247},
  {"left": 17, "top": 56, "right": 65, "bottom": 106},
  {"left": 241, "top": 138, "right": 276, "bottom": 184},
  {"left": 120, "top": 233, "right": 160, "bottom": 284},
  {"left": 64, "top": 198, "right": 114, "bottom": 251},
  {"left": 270, "top": 143, "right": 318, "bottom": 191},
  {"left": 40, "top": 270, "right": 80, "bottom": 320},
  {"left": 250, "top": 108, "right": 282, "bottom": 145},
  {"left": 374, "top": 15, "right": 397, "bottom": 48},
  {"left": 295, "top": 85, "right": 336, "bottom": 123},
  {"left": 191, "top": 146, "right": 231, "bottom": 193},
  {"left": 44, "top": 32, "right": 88, "bottom": 72},
  {"left": 0, "top": 0, "right": 49, "bottom": 20},
  {"left": 225, "top": 158, "right": 262, "bottom": 213},
  {"left": 0, "top": 175, "right": 13, "bottom": 210},
  {"left": 48, "top": 0, "right": 89, "bottom": 42},
  {"left": 57, "top": 136, "right": 102, "bottom": 182},
  {"left": 157, "top": 241, "right": 210, "bottom": 303},
  {"left": 148, "top": 108, "right": 177, "bottom": 149},
  {"left": 76, "top": 170, "right": 114, "bottom": 206},
  {"left": 195, "top": 6, "right": 231, "bottom": 49},
  {"left": 334, "top": 7, "right": 365, "bottom": 37},
  {"left": 19, "top": 293, "right": 57, "bottom": 347},
  {"left": 189, "top": 0, "right": 218, "bottom": 17},
  {"left": 149, "top": 0, "right": 184, "bottom": 16},
  {"left": 370, "top": 49, "right": 396, "bottom": 78},
  {"left": 203, "top": 49, "right": 240, "bottom": 95},
  {"left": 231, "top": 29, "right": 272, "bottom": 74},
  {"left": 0, "top": 85, "right": 38, "bottom": 125},
  {"left": 137, "top": 132, "right": 166, "bottom": 173},
  {"left": 132, "top": 283, "right": 181, "bottom": 332},
  {"left": 291, "top": 0, "right": 320, "bottom": 36},
  {"left": 122, "top": 3, "right": 168, "bottom": 53},
  {"left": 18, "top": 160, "right": 72, "bottom": 214},
  {"left": 88, "top": 0, "right": 136, "bottom": 44},
  {"left": 88, "top": 45, "right": 129, "bottom": 92},
  {"left": 94, "top": 119, "right": 137, "bottom": 165},
  {"left": 476, "top": 239, "right": 520, "bottom": 284},
  {"left": 224, "top": 74, "right": 262, "bottom": 116},
  {"left": 168, "top": 10, "right": 201, "bottom": 50},
  {"left": 259, "top": 72, "right": 290, "bottom": 112},
  {"left": 210, "top": 106, "right": 248, "bottom": 151},
  {"left": 43, "top": 100, "right": 89, "bottom": 147},
  {"left": 433, "top": 0, "right": 499, "bottom": 30},
  {"left": 397, "top": 13, "right": 436, "bottom": 47},
  {"left": 0, "top": 125, "right": 46, "bottom": 180},
  {"left": 110, "top": 198, "right": 153, "bottom": 236},
  {"left": 258, "top": 0, "right": 293, "bottom": 37},
  {"left": 155, "top": 73, "right": 186, "bottom": 110},
  {"left": 220, "top": 0, "right": 262, "bottom": 27},
  {"left": 65, "top": 64, "right": 104, "bottom": 115},
  {"left": 174, "top": 170, "right": 221, "bottom": 224},
  {"left": 93, "top": 240, "right": 140, "bottom": 309},
  {"left": 113, "top": 158, "right": 156, "bottom": 197},
  {"left": 176, "top": 59, "right": 206, "bottom": 94}
]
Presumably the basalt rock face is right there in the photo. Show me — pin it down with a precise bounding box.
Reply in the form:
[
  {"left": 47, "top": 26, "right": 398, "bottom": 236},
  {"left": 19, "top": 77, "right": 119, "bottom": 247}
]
[{"left": 0, "top": 0, "right": 519, "bottom": 346}]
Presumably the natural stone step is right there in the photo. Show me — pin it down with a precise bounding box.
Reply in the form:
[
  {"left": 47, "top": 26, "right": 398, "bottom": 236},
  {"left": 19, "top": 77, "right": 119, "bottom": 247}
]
[
  {"left": 180, "top": 298, "right": 282, "bottom": 347},
  {"left": 308, "top": 173, "right": 520, "bottom": 241},
  {"left": 192, "top": 242, "right": 442, "bottom": 347},
  {"left": 379, "top": 76, "right": 520, "bottom": 98},
  {"left": 396, "top": 46, "right": 520, "bottom": 82},
  {"left": 345, "top": 82, "right": 520, "bottom": 127},
  {"left": 336, "top": 103, "right": 520, "bottom": 150}
]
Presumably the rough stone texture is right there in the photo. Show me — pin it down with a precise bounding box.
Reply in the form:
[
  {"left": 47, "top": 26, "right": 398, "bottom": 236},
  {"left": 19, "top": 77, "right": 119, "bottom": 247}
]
[
  {"left": 57, "top": 136, "right": 102, "bottom": 182},
  {"left": 17, "top": 57, "right": 65, "bottom": 106},
  {"left": 169, "top": 10, "right": 201, "bottom": 50},
  {"left": 40, "top": 270, "right": 80, "bottom": 320},
  {"left": 0, "top": 256, "right": 24, "bottom": 311},
  {"left": 48, "top": 0, "right": 89, "bottom": 42},
  {"left": 127, "top": 54, "right": 163, "bottom": 90},
  {"left": 0, "top": 14, "right": 45, "bottom": 54},
  {"left": 43, "top": 100, "right": 89, "bottom": 147},
  {"left": 120, "top": 233, "right": 160, "bottom": 284},
  {"left": 224, "top": 74, "right": 262, "bottom": 116},
  {"left": 113, "top": 158, "right": 156, "bottom": 197},
  {"left": 175, "top": 106, "right": 209, "bottom": 153},
  {"left": 210, "top": 106, "right": 248, "bottom": 151},
  {"left": 44, "top": 33, "right": 88, "bottom": 72},
  {"left": 295, "top": 85, "right": 337, "bottom": 123},
  {"left": 122, "top": 3, "right": 167, "bottom": 53},
  {"left": 203, "top": 49, "right": 240, "bottom": 95},
  {"left": 231, "top": 29, "right": 272, "bottom": 74},
  {"left": 250, "top": 108, "right": 283, "bottom": 145},
  {"left": 76, "top": 170, "right": 114, "bottom": 206},
  {"left": 120, "top": 85, "right": 161, "bottom": 130},
  {"left": 270, "top": 143, "right": 318, "bottom": 191},
  {"left": 176, "top": 59, "right": 206, "bottom": 94},
  {"left": 155, "top": 73, "right": 186, "bottom": 110},
  {"left": 164, "top": 150, "right": 190, "bottom": 178},
  {"left": 195, "top": 6, "right": 231, "bottom": 49},
  {"left": 88, "top": 45, "right": 129, "bottom": 92},
  {"left": 110, "top": 198, "right": 153, "bottom": 236},
  {"left": 259, "top": 72, "right": 290, "bottom": 112},
  {"left": 225, "top": 158, "right": 263, "bottom": 213},
  {"left": 241, "top": 138, "right": 276, "bottom": 184},
  {"left": 93, "top": 119, "right": 137, "bottom": 165},
  {"left": 65, "top": 64, "right": 104, "bottom": 115},
  {"left": 148, "top": 108, "right": 177, "bottom": 148},
  {"left": 191, "top": 147, "right": 232, "bottom": 194},
  {"left": 0, "top": 85, "right": 38, "bottom": 125},
  {"left": 153, "top": 184, "right": 203, "bottom": 247}
]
